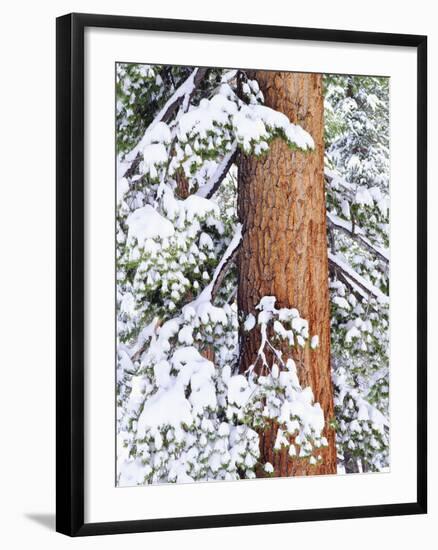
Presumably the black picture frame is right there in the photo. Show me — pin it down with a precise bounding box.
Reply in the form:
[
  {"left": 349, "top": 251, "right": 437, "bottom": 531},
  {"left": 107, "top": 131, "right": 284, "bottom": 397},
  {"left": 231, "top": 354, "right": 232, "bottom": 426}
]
[{"left": 56, "top": 12, "right": 427, "bottom": 537}]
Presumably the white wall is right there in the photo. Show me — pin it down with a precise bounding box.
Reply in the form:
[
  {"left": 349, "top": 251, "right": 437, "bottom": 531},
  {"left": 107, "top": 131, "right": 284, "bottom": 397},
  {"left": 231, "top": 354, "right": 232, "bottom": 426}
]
[{"left": 0, "top": 0, "right": 434, "bottom": 547}]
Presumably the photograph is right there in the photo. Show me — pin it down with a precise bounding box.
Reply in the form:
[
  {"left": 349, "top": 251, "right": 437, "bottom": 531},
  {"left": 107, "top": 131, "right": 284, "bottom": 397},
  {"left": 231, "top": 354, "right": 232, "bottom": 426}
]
[
  {"left": 0, "top": 1, "right": 430, "bottom": 545},
  {"left": 115, "top": 64, "right": 390, "bottom": 486}
]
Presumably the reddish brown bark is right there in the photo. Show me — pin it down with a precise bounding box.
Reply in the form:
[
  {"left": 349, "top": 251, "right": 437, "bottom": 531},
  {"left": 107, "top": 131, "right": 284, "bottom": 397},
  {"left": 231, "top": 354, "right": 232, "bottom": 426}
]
[
  {"left": 176, "top": 172, "right": 190, "bottom": 199},
  {"left": 237, "top": 71, "right": 336, "bottom": 476}
]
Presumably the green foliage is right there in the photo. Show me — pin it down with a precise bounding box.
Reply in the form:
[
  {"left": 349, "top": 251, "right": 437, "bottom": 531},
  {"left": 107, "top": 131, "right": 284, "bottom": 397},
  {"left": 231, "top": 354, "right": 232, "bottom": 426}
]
[{"left": 324, "top": 74, "right": 390, "bottom": 473}]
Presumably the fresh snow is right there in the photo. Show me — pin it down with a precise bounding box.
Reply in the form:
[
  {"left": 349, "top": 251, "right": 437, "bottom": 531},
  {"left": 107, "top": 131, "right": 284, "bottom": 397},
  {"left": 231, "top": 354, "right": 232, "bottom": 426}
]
[
  {"left": 123, "top": 68, "right": 202, "bottom": 167},
  {"left": 126, "top": 205, "right": 175, "bottom": 244}
]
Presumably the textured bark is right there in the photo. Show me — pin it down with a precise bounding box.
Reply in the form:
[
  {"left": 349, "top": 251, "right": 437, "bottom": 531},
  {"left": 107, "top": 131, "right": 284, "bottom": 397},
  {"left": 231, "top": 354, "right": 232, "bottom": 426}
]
[
  {"left": 237, "top": 71, "right": 336, "bottom": 476},
  {"left": 176, "top": 172, "right": 190, "bottom": 199}
]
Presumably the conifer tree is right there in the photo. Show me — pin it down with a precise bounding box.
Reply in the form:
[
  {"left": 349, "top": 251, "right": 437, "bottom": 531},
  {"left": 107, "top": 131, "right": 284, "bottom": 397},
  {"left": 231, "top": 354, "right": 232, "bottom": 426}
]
[{"left": 237, "top": 71, "right": 336, "bottom": 476}]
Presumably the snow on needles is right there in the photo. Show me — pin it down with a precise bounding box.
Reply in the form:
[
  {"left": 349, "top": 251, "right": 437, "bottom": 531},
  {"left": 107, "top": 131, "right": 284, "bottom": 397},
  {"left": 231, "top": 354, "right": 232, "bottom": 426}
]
[{"left": 126, "top": 205, "right": 175, "bottom": 244}]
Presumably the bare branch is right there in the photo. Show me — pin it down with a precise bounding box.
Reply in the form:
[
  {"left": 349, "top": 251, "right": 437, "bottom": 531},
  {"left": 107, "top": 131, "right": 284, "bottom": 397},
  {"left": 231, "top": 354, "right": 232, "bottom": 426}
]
[
  {"left": 327, "top": 212, "right": 389, "bottom": 264},
  {"left": 196, "top": 144, "right": 237, "bottom": 199},
  {"left": 328, "top": 252, "right": 389, "bottom": 304},
  {"left": 211, "top": 242, "right": 239, "bottom": 302}
]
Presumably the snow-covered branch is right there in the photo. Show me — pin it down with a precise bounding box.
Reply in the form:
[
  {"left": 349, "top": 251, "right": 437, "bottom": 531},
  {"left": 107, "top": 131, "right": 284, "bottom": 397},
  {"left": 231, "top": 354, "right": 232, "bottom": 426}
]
[
  {"left": 196, "top": 144, "right": 238, "bottom": 199},
  {"left": 211, "top": 237, "right": 240, "bottom": 301},
  {"left": 327, "top": 212, "right": 389, "bottom": 264},
  {"left": 121, "top": 68, "right": 208, "bottom": 178},
  {"left": 325, "top": 170, "right": 355, "bottom": 201},
  {"left": 128, "top": 225, "right": 242, "bottom": 362},
  {"left": 328, "top": 252, "right": 389, "bottom": 304},
  {"left": 190, "top": 224, "right": 243, "bottom": 309}
]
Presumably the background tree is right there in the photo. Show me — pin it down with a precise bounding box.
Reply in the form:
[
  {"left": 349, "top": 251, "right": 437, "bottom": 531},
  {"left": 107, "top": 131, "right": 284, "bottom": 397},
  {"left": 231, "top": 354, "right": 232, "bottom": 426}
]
[{"left": 324, "top": 74, "right": 390, "bottom": 473}]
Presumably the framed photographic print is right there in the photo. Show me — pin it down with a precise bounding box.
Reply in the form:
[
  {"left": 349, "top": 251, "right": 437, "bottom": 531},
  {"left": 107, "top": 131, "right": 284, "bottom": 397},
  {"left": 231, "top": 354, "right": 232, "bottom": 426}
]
[{"left": 56, "top": 12, "right": 427, "bottom": 536}]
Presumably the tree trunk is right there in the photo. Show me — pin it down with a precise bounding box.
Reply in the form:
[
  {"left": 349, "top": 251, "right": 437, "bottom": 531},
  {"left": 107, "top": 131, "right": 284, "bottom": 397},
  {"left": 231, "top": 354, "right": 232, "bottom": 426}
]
[
  {"left": 237, "top": 71, "right": 337, "bottom": 476},
  {"left": 344, "top": 452, "right": 360, "bottom": 474}
]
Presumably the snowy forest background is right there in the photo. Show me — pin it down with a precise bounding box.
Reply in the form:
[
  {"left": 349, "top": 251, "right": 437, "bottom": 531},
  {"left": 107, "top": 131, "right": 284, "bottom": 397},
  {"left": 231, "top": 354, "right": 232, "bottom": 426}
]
[{"left": 116, "top": 64, "right": 390, "bottom": 486}]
